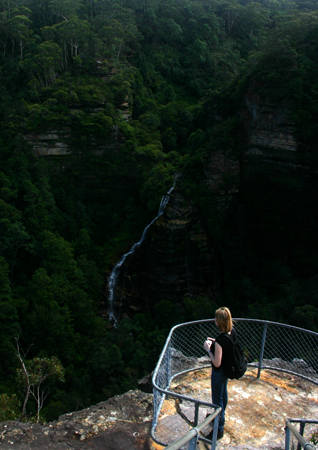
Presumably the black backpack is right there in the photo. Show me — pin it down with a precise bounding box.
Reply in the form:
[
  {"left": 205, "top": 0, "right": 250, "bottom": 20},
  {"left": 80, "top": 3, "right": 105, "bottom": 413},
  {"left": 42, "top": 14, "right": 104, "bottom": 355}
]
[{"left": 222, "top": 330, "right": 247, "bottom": 379}]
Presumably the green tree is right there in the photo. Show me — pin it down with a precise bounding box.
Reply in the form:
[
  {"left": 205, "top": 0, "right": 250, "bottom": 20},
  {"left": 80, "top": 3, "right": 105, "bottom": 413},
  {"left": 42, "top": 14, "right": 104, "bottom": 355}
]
[
  {"left": 97, "top": 11, "right": 140, "bottom": 61},
  {"left": 291, "top": 305, "right": 318, "bottom": 332},
  {"left": 0, "top": 394, "right": 20, "bottom": 421},
  {"left": 218, "top": 0, "right": 243, "bottom": 36},
  {"left": 0, "top": 255, "right": 11, "bottom": 301},
  {"left": 1, "top": 221, "right": 30, "bottom": 283},
  {"left": 21, "top": 40, "right": 62, "bottom": 87},
  {"left": 7, "top": 8, "right": 33, "bottom": 59},
  {"left": 183, "top": 296, "right": 217, "bottom": 321},
  {"left": 16, "top": 349, "right": 65, "bottom": 422},
  {"left": 48, "top": 0, "right": 82, "bottom": 21},
  {"left": 89, "top": 343, "right": 125, "bottom": 396},
  {"left": 54, "top": 18, "right": 91, "bottom": 59}
]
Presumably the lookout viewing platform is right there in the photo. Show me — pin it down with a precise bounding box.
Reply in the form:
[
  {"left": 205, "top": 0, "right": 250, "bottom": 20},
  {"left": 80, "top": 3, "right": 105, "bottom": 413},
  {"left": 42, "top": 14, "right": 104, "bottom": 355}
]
[
  {"left": 151, "top": 319, "right": 318, "bottom": 450},
  {"left": 0, "top": 320, "right": 317, "bottom": 450}
]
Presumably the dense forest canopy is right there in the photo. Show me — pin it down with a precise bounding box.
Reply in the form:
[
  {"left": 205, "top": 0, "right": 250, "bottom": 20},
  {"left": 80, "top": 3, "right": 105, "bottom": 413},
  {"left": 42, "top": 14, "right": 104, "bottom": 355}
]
[{"left": 1, "top": 0, "right": 318, "bottom": 422}]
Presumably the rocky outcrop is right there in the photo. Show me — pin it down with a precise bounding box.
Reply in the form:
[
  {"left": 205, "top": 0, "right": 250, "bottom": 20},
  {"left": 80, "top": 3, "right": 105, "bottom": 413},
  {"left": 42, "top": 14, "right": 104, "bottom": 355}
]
[
  {"left": 244, "top": 84, "right": 298, "bottom": 154},
  {"left": 0, "top": 390, "right": 155, "bottom": 450},
  {"left": 24, "top": 130, "right": 72, "bottom": 156},
  {"left": 0, "top": 370, "right": 317, "bottom": 450},
  {"left": 24, "top": 125, "right": 125, "bottom": 157},
  {"left": 240, "top": 81, "right": 313, "bottom": 174},
  {"left": 204, "top": 80, "right": 309, "bottom": 201},
  {"left": 247, "top": 104, "right": 297, "bottom": 154}
]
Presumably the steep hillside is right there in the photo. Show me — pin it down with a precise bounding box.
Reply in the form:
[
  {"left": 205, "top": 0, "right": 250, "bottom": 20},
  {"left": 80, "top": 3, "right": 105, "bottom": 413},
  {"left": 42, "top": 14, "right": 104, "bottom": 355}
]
[{"left": 1, "top": 0, "right": 318, "bottom": 423}]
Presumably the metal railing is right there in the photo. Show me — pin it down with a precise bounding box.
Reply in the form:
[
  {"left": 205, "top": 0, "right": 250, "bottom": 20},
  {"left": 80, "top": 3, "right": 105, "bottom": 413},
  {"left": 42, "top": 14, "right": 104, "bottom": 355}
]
[
  {"left": 165, "top": 410, "right": 220, "bottom": 450},
  {"left": 152, "top": 319, "right": 318, "bottom": 448},
  {"left": 285, "top": 419, "right": 318, "bottom": 450}
]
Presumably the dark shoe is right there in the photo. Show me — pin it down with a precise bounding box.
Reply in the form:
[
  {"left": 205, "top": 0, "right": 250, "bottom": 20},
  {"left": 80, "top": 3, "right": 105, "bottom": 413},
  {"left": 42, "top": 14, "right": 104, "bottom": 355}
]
[
  {"left": 204, "top": 429, "right": 223, "bottom": 441},
  {"left": 204, "top": 429, "right": 213, "bottom": 440},
  {"left": 217, "top": 430, "right": 224, "bottom": 440}
]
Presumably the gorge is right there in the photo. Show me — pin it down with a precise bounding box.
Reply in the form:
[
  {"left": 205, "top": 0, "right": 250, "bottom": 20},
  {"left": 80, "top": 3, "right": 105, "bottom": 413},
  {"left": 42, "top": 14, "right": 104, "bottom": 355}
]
[
  {"left": 1, "top": 0, "right": 318, "bottom": 425},
  {"left": 103, "top": 79, "right": 318, "bottom": 322}
]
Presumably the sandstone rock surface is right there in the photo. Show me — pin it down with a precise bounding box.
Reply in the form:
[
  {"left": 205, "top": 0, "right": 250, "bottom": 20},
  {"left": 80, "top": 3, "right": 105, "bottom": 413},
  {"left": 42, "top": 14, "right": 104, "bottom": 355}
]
[
  {"left": 0, "top": 369, "right": 317, "bottom": 450},
  {"left": 155, "top": 368, "right": 318, "bottom": 450},
  {"left": 0, "top": 390, "right": 153, "bottom": 450}
]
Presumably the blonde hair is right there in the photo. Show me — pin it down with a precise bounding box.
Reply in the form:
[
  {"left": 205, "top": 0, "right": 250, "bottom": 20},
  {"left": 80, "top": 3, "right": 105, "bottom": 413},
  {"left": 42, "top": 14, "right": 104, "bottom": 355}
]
[{"left": 215, "top": 307, "right": 233, "bottom": 333}]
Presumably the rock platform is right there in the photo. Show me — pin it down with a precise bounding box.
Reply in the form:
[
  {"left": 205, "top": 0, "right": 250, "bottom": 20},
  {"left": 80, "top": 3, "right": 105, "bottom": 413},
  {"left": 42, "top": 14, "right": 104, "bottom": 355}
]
[{"left": 0, "top": 369, "right": 317, "bottom": 449}]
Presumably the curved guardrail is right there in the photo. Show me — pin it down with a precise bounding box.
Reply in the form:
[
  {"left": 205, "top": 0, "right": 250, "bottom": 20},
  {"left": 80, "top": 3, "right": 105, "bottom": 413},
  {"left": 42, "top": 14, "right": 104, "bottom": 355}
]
[
  {"left": 285, "top": 419, "right": 318, "bottom": 450},
  {"left": 151, "top": 318, "right": 318, "bottom": 447}
]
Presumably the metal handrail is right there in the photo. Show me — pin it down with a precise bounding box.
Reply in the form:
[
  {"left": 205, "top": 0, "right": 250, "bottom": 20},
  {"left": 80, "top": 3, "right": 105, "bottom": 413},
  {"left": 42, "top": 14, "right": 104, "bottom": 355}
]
[
  {"left": 165, "top": 409, "right": 221, "bottom": 450},
  {"left": 152, "top": 318, "right": 318, "bottom": 448},
  {"left": 150, "top": 387, "right": 221, "bottom": 449},
  {"left": 285, "top": 419, "right": 318, "bottom": 450}
]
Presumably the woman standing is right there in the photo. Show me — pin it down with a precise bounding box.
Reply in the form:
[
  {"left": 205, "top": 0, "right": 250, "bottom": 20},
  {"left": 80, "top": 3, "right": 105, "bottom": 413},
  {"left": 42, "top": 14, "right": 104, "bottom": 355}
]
[{"left": 204, "top": 306, "right": 234, "bottom": 440}]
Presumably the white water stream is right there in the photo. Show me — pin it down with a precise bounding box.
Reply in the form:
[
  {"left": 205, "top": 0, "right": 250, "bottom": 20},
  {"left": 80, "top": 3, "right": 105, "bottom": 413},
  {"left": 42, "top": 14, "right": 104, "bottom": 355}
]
[{"left": 108, "top": 185, "right": 175, "bottom": 322}]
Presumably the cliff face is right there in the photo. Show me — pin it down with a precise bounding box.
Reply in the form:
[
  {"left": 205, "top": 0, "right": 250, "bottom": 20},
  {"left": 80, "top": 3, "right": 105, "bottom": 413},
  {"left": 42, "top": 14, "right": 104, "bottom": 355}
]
[
  {"left": 240, "top": 81, "right": 315, "bottom": 174},
  {"left": 24, "top": 125, "right": 125, "bottom": 157},
  {"left": 109, "top": 81, "right": 318, "bottom": 316},
  {"left": 205, "top": 150, "right": 240, "bottom": 199},
  {"left": 111, "top": 82, "right": 316, "bottom": 316},
  {"left": 236, "top": 82, "right": 318, "bottom": 265},
  {"left": 244, "top": 84, "right": 298, "bottom": 155},
  {"left": 111, "top": 185, "right": 218, "bottom": 316}
]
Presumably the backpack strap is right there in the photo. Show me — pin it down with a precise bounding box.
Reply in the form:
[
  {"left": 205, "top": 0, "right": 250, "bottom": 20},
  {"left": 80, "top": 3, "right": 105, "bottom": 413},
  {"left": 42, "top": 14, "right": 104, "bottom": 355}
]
[{"left": 222, "top": 327, "right": 236, "bottom": 344}]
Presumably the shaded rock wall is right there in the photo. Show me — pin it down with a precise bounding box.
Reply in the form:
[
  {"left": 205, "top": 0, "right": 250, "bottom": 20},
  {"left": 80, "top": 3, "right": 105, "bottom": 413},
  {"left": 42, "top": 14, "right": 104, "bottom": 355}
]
[
  {"left": 235, "top": 81, "right": 318, "bottom": 265},
  {"left": 111, "top": 184, "right": 218, "bottom": 316},
  {"left": 244, "top": 85, "right": 298, "bottom": 154},
  {"left": 24, "top": 130, "right": 72, "bottom": 156},
  {"left": 241, "top": 81, "right": 308, "bottom": 169},
  {"left": 24, "top": 123, "right": 126, "bottom": 157}
]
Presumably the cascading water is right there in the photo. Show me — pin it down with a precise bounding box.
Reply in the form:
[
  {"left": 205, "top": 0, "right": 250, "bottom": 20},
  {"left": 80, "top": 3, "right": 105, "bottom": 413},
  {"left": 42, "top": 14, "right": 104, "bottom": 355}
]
[{"left": 108, "top": 184, "right": 175, "bottom": 322}]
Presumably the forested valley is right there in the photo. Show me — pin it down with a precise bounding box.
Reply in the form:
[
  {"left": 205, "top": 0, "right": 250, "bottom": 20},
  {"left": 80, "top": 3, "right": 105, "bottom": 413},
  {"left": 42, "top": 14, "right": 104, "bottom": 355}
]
[{"left": 1, "top": 0, "right": 318, "bottom": 422}]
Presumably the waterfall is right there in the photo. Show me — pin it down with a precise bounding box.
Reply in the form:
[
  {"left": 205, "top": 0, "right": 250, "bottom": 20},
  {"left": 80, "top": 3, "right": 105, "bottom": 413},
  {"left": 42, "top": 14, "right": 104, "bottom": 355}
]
[{"left": 108, "top": 184, "right": 175, "bottom": 322}]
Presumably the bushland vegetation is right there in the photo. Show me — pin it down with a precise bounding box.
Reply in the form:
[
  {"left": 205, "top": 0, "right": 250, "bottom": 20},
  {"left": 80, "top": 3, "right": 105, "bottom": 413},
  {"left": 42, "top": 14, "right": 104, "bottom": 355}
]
[{"left": 1, "top": 0, "right": 318, "bottom": 421}]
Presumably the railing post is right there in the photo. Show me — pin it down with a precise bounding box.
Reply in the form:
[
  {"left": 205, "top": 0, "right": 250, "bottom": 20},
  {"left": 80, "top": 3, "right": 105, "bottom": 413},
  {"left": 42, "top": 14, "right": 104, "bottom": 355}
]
[
  {"left": 297, "top": 422, "right": 305, "bottom": 450},
  {"left": 258, "top": 322, "right": 268, "bottom": 379},
  {"left": 194, "top": 401, "right": 199, "bottom": 426},
  {"left": 211, "top": 414, "right": 219, "bottom": 450},
  {"left": 188, "top": 432, "right": 198, "bottom": 450},
  {"left": 152, "top": 389, "right": 159, "bottom": 428},
  {"left": 165, "top": 344, "right": 171, "bottom": 387},
  {"left": 285, "top": 420, "right": 316, "bottom": 450},
  {"left": 285, "top": 423, "right": 291, "bottom": 450}
]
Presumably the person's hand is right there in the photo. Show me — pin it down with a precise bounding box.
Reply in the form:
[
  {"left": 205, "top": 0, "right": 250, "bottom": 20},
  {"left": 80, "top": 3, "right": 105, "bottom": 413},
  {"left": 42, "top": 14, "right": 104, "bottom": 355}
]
[{"left": 204, "top": 340, "right": 212, "bottom": 353}]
